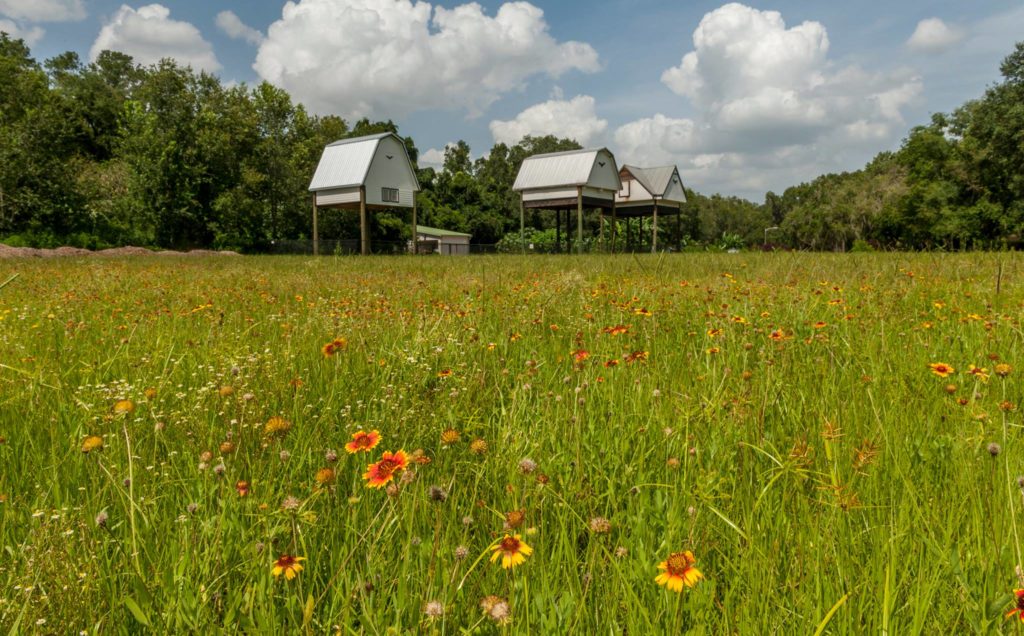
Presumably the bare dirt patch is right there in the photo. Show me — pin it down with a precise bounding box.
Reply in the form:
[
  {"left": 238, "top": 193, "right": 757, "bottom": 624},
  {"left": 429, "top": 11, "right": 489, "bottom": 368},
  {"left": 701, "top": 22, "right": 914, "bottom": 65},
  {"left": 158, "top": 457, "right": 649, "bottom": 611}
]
[{"left": 0, "top": 244, "right": 240, "bottom": 259}]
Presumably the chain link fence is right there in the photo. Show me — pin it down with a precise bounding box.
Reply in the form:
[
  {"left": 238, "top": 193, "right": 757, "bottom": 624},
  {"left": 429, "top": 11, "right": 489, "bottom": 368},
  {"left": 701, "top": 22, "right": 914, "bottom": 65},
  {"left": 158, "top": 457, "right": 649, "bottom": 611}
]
[{"left": 267, "top": 240, "right": 498, "bottom": 255}]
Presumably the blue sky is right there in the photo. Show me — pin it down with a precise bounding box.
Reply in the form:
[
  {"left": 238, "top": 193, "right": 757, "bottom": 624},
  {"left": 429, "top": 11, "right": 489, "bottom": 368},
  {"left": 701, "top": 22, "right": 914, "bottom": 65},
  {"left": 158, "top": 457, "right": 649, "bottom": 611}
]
[{"left": 3, "top": 0, "right": 1022, "bottom": 199}]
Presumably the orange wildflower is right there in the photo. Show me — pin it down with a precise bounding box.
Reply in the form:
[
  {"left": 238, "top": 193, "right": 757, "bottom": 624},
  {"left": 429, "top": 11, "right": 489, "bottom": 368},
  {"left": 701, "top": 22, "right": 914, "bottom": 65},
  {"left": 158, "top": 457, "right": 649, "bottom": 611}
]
[
  {"left": 634, "top": 307, "right": 652, "bottom": 317},
  {"left": 363, "top": 450, "right": 408, "bottom": 488},
  {"left": 113, "top": 399, "right": 135, "bottom": 415},
  {"left": 235, "top": 480, "right": 250, "bottom": 497},
  {"left": 437, "top": 369, "right": 453, "bottom": 378},
  {"left": 81, "top": 435, "right": 104, "bottom": 453},
  {"left": 315, "top": 468, "right": 336, "bottom": 486},
  {"left": 928, "top": 362, "right": 954, "bottom": 378},
  {"left": 968, "top": 365, "right": 990, "bottom": 381},
  {"left": 271, "top": 554, "right": 305, "bottom": 580},
  {"left": 345, "top": 430, "right": 381, "bottom": 454},
  {"left": 572, "top": 349, "right": 590, "bottom": 363},
  {"left": 1008, "top": 589, "right": 1024, "bottom": 623},
  {"left": 490, "top": 534, "right": 532, "bottom": 569},
  {"left": 322, "top": 337, "right": 347, "bottom": 357},
  {"left": 624, "top": 351, "right": 649, "bottom": 364},
  {"left": 603, "top": 325, "right": 630, "bottom": 336},
  {"left": 655, "top": 550, "right": 703, "bottom": 592}
]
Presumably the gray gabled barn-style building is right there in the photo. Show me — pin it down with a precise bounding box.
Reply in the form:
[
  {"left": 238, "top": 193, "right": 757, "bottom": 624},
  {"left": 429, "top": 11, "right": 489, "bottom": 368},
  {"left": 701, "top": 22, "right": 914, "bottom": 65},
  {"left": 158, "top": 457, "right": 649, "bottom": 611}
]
[
  {"left": 512, "top": 148, "right": 622, "bottom": 253},
  {"left": 616, "top": 165, "right": 688, "bottom": 252},
  {"left": 308, "top": 132, "right": 420, "bottom": 255}
]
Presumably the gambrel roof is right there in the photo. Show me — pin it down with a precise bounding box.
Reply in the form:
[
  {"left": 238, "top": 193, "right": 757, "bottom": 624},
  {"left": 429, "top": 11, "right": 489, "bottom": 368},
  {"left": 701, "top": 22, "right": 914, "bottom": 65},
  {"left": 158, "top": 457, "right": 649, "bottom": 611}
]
[
  {"left": 308, "top": 132, "right": 419, "bottom": 192},
  {"left": 513, "top": 148, "right": 622, "bottom": 191}
]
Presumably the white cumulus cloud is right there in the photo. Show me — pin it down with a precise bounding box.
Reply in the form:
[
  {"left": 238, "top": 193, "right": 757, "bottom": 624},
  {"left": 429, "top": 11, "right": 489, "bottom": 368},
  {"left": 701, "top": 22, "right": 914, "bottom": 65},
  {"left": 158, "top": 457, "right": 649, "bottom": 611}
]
[
  {"left": 420, "top": 144, "right": 453, "bottom": 168},
  {"left": 253, "top": 0, "right": 600, "bottom": 118},
  {"left": 0, "top": 0, "right": 84, "bottom": 22},
  {"left": 90, "top": 4, "right": 221, "bottom": 72},
  {"left": 216, "top": 10, "right": 263, "bottom": 45},
  {"left": 614, "top": 3, "right": 921, "bottom": 197},
  {"left": 489, "top": 95, "right": 607, "bottom": 146},
  {"left": 0, "top": 18, "right": 44, "bottom": 45},
  {"left": 907, "top": 17, "right": 963, "bottom": 54}
]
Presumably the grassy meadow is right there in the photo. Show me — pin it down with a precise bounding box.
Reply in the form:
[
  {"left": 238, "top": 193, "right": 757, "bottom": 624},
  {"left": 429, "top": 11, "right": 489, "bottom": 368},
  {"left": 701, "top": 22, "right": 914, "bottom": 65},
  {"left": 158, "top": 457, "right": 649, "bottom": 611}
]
[{"left": 1, "top": 252, "right": 1024, "bottom": 634}]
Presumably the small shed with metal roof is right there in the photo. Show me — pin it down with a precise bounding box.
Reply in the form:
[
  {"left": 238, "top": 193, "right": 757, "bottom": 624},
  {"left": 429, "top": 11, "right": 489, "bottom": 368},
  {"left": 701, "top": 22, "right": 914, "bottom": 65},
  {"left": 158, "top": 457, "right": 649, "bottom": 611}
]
[
  {"left": 616, "top": 165, "right": 688, "bottom": 252},
  {"left": 308, "top": 132, "right": 420, "bottom": 255},
  {"left": 414, "top": 225, "right": 472, "bottom": 255},
  {"left": 512, "top": 148, "right": 622, "bottom": 253}
]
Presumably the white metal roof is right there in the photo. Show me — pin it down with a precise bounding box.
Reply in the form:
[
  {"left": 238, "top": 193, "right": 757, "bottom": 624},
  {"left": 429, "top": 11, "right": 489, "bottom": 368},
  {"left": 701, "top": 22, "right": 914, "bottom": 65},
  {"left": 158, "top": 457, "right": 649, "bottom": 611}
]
[
  {"left": 309, "top": 133, "right": 400, "bottom": 192},
  {"left": 513, "top": 148, "right": 620, "bottom": 191}
]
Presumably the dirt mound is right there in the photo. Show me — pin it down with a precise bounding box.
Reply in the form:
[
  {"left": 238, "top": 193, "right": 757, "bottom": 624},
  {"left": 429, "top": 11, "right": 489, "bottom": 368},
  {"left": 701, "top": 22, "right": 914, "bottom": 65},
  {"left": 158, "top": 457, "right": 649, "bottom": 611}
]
[
  {"left": 0, "top": 244, "right": 242, "bottom": 259},
  {"left": 0, "top": 244, "right": 39, "bottom": 258},
  {"left": 51, "top": 246, "right": 92, "bottom": 256},
  {"left": 97, "top": 246, "right": 159, "bottom": 256}
]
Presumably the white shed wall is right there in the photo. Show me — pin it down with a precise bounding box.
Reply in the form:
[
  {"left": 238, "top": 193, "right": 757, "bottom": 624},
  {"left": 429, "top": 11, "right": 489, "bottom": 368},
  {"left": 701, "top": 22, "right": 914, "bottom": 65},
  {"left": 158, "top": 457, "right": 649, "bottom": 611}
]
[
  {"left": 316, "top": 187, "right": 361, "bottom": 206},
  {"left": 582, "top": 187, "right": 615, "bottom": 201},
  {"left": 522, "top": 187, "right": 578, "bottom": 202},
  {"left": 364, "top": 135, "right": 418, "bottom": 208},
  {"left": 663, "top": 174, "right": 687, "bottom": 203},
  {"left": 586, "top": 149, "right": 623, "bottom": 192}
]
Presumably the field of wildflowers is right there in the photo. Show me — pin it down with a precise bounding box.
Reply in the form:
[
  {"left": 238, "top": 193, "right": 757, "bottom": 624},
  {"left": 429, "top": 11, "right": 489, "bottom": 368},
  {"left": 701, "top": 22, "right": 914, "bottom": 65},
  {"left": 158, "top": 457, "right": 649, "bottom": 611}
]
[{"left": 0, "top": 253, "right": 1022, "bottom": 633}]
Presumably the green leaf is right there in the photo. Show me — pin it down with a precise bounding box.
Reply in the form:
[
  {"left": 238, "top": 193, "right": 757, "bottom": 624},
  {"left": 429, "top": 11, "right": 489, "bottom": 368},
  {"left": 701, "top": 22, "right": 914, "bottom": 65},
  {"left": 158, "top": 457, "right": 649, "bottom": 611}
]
[{"left": 123, "top": 595, "right": 151, "bottom": 627}]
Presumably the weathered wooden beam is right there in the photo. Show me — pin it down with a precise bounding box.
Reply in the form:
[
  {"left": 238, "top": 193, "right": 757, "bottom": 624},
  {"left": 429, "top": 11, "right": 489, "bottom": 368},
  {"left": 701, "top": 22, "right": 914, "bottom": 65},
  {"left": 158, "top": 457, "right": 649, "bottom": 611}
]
[
  {"left": 312, "top": 197, "right": 319, "bottom": 256},
  {"left": 359, "top": 187, "right": 368, "bottom": 256}
]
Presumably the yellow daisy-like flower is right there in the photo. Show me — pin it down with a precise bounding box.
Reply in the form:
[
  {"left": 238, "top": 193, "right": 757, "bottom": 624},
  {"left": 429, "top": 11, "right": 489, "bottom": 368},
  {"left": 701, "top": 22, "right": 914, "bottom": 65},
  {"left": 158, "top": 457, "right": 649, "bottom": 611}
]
[
  {"left": 440, "top": 428, "right": 461, "bottom": 445},
  {"left": 113, "top": 399, "right": 135, "bottom": 415},
  {"left": 271, "top": 554, "right": 305, "bottom": 580},
  {"left": 314, "top": 467, "right": 336, "bottom": 486},
  {"left": 490, "top": 534, "right": 532, "bottom": 569},
  {"left": 264, "top": 416, "right": 292, "bottom": 437},
  {"left": 655, "top": 550, "right": 703, "bottom": 592},
  {"left": 81, "top": 435, "right": 104, "bottom": 453},
  {"left": 928, "top": 362, "right": 954, "bottom": 378}
]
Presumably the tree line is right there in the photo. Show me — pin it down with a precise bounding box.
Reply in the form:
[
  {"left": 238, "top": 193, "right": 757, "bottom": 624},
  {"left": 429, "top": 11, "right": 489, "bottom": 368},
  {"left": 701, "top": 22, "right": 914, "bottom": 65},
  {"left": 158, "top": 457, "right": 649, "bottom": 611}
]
[{"left": 1, "top": 33, "right": 1022, "bottom": 252}]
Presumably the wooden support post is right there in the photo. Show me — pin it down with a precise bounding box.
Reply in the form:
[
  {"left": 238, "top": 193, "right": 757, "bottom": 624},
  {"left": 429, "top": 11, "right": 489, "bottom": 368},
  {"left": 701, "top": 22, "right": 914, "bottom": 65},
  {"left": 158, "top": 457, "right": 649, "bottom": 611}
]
[
  {"left": 652, "top": 201, "right": 658, "bottom": 254},
  {"left": 359, "top": 187, "right": 368, "bottom": 256},
  {"left": 312, "top": 197, "right": 319, "bottom": 256},
  {"left": 677, "top": 204, "right": 682, "bottom": 251},
  {"left": 576, "top": 187, "right": 583, "bottom": 254},
  {"left": 411, "top": 197, "right": 418, "bottom": 255},
  {"left": 555, "top": 209, "right": 561, "bottom": 254},
  {"left": 519, "top": 193, "right": 525, "bottom": 254},
  {"left": 611, "top": 200, "right": 617, "bottom": 254}
]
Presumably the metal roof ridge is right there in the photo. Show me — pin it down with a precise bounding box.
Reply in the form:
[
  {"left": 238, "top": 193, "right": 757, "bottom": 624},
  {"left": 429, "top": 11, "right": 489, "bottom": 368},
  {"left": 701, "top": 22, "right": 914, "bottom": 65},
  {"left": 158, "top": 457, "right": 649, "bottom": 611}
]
[
  {"left": 327, "top": 132, "right": 393, "bottom": 147},
  {"left": 524, "top": 147, "right": 605, "bottom": 160}
]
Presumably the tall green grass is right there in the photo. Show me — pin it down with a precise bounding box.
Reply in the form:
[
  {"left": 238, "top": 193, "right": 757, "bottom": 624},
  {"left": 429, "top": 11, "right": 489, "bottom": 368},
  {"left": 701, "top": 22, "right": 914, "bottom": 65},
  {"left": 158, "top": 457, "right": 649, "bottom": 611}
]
[{"left": 0, "top": 253, "right": 1021, "bottom": 633}]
